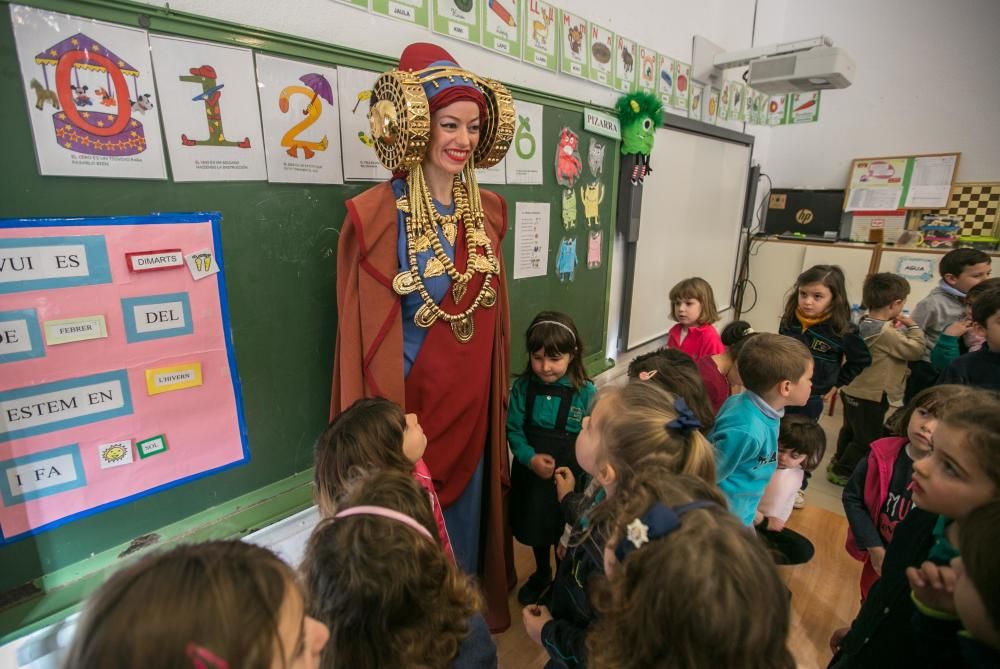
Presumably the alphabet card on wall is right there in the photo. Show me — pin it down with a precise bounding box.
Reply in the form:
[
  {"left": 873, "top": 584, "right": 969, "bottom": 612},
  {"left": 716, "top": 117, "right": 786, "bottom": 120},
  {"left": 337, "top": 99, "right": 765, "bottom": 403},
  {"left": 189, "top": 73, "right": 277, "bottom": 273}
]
[
  {"left": 432, "top": 0, "right": 482, "bottom": 45},
  {"left": 521, "top": 0, "right": 556, "bottom": 72},
  {"left": 372, "top": 0, "right": 430, "bottom": 27},
  {"left": 613, "top": 35, "right": 637, "bottom": 94},
  {"left": 482, "top": 0, "right": 520, "bottom": 60},
  {"left": 671, "top": 61, "right": 691, "bottom": 112},
  {"left": 9, "top": 4, "right": 167, "bottom": 179},
  {"left": 255, "top": 55, "right": 344, "bottom": 185},
  {"left": 148, "top": 35, "right": 266, "bottom": 181},
  {"left": 0, "top": 213, "right": 248, "bottom": 542},
  {"left": 656, "top": 53, "right": 676, "bottom": 109},
  {"left": 558, "top": 9, "right": 588, "bottom": 80},
  {"left": 637, "top": 45, "right": 657, "bottom": 95},
  {"left": 587, "top": 23, "right": 614, "bottom": 87},
  {"left": 505, "top": 100, "right": 543, "bottom": 184},
  {"left": 372, "top": 0, "right": 430, "bottom": 28}
]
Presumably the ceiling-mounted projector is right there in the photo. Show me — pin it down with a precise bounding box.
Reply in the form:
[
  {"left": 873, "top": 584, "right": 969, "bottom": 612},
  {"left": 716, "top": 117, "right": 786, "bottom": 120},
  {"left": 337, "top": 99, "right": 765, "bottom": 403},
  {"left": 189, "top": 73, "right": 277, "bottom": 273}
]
[
  {"left": 747, "top": 46, "right": 855, "bottom": 94},
  {"left": 692, "top": 35, "right": 856, "bottom": 95}
]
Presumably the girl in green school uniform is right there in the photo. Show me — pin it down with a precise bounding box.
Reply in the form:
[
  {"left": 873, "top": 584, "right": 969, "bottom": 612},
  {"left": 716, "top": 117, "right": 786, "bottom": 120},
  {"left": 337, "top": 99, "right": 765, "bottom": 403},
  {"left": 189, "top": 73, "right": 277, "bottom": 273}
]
[{"left": 507, "top": 311, "right": 596, "bottom": 605}]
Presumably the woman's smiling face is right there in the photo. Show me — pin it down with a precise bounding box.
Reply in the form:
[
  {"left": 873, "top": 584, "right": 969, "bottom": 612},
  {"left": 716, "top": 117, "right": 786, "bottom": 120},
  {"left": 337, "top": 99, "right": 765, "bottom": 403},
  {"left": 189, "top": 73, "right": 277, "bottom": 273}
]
[{"left": 426, "top": 100, "right": 480, "bottom": 179}]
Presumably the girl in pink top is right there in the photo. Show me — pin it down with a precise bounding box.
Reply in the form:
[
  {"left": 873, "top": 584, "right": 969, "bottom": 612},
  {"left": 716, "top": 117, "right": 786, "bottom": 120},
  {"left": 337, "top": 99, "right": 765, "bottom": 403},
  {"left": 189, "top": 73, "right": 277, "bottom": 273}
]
[
  {"left": 666, "top": 277, "right": 724, "bottom": 360},
  {"left": 695, "top": 320, "right": 759, "bottom": 414},
  {"left": 313, "top": 397, "right": 454, "bottom": 562}
]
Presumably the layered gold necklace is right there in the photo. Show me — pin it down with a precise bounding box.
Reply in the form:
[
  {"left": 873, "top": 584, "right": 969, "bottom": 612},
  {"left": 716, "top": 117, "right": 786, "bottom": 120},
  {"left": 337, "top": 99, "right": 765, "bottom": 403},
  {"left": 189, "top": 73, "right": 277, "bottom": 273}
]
[{"left": 392, "top": 162, "right": 499, "bottom": 343}]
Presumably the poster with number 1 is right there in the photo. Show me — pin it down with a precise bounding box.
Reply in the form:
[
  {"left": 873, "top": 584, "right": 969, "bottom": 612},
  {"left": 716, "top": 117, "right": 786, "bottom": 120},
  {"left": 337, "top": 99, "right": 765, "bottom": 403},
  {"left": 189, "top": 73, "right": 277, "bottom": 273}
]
[
  {"left": 149, "top": 35, "right": 266, "bottom": 181},
  {"left": 255, "top": 55, "right": 344, "bottom": 184}
]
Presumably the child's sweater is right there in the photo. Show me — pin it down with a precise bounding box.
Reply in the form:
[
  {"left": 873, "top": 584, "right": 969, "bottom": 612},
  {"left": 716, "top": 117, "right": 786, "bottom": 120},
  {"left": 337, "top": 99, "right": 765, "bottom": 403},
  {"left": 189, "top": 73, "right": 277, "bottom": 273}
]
[
  {"left": 938, "top": 345, "right": 1000, "bottom": 391},
  {"left": 840, "top": 317, "right": 924, "bottom": 403},
  {"left": 709, "top": 392, "right": 781, "bottom": 526},
  {"left": 506, "top": 376, "right": 596, "bottom": 466},
  {"left": 540, "top": 487, "right": 606, "bottom": 669},
  {"left": 666, "top": 322, "right": 724, "bottom": 360},
  {"left": 778, "top": 318, "right": 871, "bottom": 396},
  {"left": 912, "top": 282, "right": 967, "bottom": 363}
]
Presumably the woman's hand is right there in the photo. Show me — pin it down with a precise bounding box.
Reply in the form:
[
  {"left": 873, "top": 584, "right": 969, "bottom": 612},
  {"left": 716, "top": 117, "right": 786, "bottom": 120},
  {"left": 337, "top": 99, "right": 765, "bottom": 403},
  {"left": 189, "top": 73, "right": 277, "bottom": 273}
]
[
  {"left": 530, "top": 454, "right": 556, "bottom": 480},
  {"left": 553, "top": 467, "right": 575, "bottom": 501}
]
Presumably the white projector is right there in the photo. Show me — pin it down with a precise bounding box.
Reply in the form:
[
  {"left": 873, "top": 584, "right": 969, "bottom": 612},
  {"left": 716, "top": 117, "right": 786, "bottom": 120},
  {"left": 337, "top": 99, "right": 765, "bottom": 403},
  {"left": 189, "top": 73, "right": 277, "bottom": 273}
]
[{"left": 747, "top": 46, "right": 855, "bottom": 94}]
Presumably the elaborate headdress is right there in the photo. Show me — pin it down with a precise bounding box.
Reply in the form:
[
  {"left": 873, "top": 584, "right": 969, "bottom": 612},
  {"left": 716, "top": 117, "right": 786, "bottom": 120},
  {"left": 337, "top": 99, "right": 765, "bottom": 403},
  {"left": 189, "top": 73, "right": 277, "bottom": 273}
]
[{"left": 370, "top": 44, "right": 515, "bottom": 343}]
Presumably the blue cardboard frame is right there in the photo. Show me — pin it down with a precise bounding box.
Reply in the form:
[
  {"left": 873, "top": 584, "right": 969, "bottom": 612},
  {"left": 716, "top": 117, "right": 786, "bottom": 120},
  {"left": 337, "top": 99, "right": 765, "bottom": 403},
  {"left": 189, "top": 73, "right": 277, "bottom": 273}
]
[{"left": 0, "top": 213, "right": 250, "bottom": 543}]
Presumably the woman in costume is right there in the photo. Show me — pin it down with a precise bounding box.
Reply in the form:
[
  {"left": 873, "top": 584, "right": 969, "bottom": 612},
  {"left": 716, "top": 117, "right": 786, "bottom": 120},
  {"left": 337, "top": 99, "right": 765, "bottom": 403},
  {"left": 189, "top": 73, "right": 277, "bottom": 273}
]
[{"left": 330, "top": 43, "right": 515, "bottom": 631}]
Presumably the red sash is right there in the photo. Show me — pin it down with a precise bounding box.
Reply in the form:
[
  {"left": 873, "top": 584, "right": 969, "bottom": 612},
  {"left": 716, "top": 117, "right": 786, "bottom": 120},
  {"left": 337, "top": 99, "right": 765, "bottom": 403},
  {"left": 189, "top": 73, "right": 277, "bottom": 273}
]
[{"left": 404, "top": 225, "right": 497, "bottom": 507}]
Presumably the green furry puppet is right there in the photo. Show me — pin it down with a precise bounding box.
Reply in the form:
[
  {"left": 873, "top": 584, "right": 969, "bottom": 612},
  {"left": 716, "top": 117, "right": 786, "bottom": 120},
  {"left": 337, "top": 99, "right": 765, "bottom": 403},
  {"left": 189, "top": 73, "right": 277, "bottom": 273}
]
[{"left": 615, "top": 92, "right": 663, "bottom": 185}]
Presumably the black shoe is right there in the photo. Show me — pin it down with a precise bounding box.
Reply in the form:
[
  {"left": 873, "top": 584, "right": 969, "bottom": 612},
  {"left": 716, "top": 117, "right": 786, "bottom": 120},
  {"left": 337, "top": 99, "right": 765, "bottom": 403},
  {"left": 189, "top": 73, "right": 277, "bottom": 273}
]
[{"left": 517, "top": 571, "right": 552, "bottom": 606}]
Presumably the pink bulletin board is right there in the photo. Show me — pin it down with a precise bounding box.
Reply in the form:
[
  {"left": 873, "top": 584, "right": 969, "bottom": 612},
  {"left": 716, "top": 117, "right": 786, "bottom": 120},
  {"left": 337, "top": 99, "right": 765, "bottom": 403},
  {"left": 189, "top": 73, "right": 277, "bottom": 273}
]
[{"left": 0, "top": 213, "right": 248, "bottom": 542}]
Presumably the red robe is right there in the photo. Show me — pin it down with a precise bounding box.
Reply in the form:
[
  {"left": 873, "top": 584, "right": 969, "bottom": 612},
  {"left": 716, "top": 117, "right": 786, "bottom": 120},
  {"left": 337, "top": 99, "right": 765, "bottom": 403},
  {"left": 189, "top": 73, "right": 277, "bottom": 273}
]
[{"left": 330, "top": 180, "right": 513, "bottom": 631}]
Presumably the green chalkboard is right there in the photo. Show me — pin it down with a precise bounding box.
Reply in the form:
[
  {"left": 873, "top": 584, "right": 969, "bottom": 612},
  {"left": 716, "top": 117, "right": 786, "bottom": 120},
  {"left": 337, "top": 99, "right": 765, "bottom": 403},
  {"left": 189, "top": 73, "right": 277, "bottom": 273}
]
[{"left": 0, "top": 0, "right": 616, "bottom": 634}]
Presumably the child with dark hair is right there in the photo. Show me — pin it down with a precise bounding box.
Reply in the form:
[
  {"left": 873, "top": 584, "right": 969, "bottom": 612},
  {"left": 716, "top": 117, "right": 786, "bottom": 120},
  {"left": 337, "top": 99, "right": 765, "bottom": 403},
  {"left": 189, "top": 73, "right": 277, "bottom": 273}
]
[
  {"left": 666, "top": 277, "right": 724, "bottom": 360},
  {"left": 938, "top": 288, "right": 1000, "bottom": 390},
  {"left": 627, "top": 348, "right": 716, "bottom": 432},
  {"left": 314, "top": 397, "right": 453, "bottom": 560},
  {"left": 508, "top": 311, "right": 596, "bottom": 604},
  {"left": 842, "top": 385, "right": 972, "bottom": 602},
  {"left": 63, "top": 541, "right": 329, "bottom": 669},
  {"left": 696, "top": 319, "right": 759, "bottom": 413},
  {"left": 778, "top": 264, "right": 872, "bottom": 420},
  {"left": 302, "top": 469, "right": 497, "bottom": 669},
  {"left": 906, "top": 500, "right": 1000, "bottom": 667},
  {"left": 754, "top": 415, "right": 826, "bottom": 565},
  {"left": 709, "top": 333, "right": 814, "bottom": 526},
  {"left": 830, "top": 272, "right": 924, "bottom": 485},
  {"left": 931, "top": 277, "right": 1000, "bottom": 370},
  {"left": 831, "top": 390, "right": 1000, "bottom": 668},
  {"left": 906, "top": 248, "right": 992, "bottom": 401}
]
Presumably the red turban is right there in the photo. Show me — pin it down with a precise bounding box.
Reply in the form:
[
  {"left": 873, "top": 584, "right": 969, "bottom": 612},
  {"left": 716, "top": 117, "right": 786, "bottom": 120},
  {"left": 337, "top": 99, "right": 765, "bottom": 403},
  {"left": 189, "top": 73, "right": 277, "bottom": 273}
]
[{"left": 398, "top": 42, "right": 488, "bottom": 121}]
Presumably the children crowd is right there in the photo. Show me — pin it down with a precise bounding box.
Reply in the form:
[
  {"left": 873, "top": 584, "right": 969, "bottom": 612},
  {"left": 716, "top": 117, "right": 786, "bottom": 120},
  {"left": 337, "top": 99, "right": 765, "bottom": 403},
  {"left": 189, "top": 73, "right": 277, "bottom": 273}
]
[{"left": 61, "top": 248, "right": 1000, "bottom": 668}]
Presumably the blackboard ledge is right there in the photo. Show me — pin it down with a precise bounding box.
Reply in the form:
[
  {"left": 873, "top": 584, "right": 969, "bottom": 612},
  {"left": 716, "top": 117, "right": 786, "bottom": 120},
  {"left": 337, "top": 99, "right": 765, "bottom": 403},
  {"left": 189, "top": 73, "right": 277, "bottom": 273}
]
[{"left": 0, "top": 470, "right": 314, "bottom": 645}]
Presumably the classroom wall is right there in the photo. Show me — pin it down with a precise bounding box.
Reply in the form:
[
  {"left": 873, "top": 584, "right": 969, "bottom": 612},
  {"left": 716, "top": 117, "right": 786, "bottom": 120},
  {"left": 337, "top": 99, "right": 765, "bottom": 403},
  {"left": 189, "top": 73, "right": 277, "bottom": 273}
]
[
  {"left": 753, "top": 0, "right": 1000, "bottom": 187},
  {"left": 130, "top": 0, "right": 763, "bottom": 363}
]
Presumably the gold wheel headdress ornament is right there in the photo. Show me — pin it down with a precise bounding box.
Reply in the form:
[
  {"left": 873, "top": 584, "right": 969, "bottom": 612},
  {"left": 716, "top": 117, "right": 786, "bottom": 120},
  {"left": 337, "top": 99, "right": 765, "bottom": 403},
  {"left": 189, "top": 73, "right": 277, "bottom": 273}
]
[{"left": 369, "top": 64, "right": 515, "bottom": 343}]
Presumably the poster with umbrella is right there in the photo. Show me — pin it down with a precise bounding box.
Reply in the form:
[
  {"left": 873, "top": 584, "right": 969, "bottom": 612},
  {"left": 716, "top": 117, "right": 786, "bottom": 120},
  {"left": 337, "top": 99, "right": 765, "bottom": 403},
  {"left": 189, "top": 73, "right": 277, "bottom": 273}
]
[
  {"left": 9, "top": 3, "right": 167, "bottom": 179},
  {"left": 256, "top": 54, "right": 344, "bottom": 184}
]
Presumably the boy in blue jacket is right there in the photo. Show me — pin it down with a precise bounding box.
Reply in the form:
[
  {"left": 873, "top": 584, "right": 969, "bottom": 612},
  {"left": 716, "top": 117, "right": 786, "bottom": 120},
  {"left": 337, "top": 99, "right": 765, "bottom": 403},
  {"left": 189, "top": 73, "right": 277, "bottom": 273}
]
[{"left": 710, "top": 333, "right": 814, "bottom": 525}]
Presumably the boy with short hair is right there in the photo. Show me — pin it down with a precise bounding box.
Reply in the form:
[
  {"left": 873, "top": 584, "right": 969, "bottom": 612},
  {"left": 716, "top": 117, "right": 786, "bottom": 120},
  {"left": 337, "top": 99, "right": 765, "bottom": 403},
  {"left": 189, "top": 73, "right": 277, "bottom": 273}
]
[
  {"left": 828, "top": 273, "right": 925, "bottom": 485},
  {"left": 938, "top": 288, "right": 1000, "bottom": 390},
  {"left": 709, "top": 333, "right": 813, "bottom": 526},
  {"left": 906, "top": 248, "right": 992, "bottom": 401}
]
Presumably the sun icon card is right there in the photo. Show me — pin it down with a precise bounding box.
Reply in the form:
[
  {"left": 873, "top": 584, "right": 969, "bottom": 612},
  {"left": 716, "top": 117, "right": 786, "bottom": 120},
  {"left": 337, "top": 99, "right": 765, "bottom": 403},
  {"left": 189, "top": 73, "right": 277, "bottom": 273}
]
[{"left": 98, "top": 439, "right": 134, "bottom": 469}]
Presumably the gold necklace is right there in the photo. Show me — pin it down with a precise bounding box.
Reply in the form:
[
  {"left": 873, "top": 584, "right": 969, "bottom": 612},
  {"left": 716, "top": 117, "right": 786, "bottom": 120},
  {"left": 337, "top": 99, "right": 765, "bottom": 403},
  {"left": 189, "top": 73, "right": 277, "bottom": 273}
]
[{"left": 391, "top": 163, "right": 499, "bottom": 342}]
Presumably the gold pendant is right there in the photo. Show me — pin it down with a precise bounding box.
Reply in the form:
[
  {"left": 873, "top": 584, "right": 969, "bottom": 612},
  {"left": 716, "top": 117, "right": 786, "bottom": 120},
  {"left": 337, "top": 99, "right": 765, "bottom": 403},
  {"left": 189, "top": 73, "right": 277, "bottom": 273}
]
[
  {"left": 442, "top": 222, "right": 458, "bottom": 246},
  {"left": 470, "top": 253, "right": 494, "bottom": 273},
  {"left": 452, "top": 281, "right": 468, "bottom": 304},
  {"left": 423, "top": 256, "right": 445, "bottom": 278},
  {"left": 395, "top": 195, "right": 410, "bottom": 213},
  {"left": 392, "top": 270, "right": 419, "bottom": 296},
  {"left": 414, "top": 303, "right": 438, "bottom": 329},
  {"left": 451, "top": 315, "right": 474, "bottom": 343},
  {"left": 471, "top": 228, "right": 490, "bottom": 247},
  {"left": 413, "top": 232, "right": 432, "bottom": 253},
  {"left": 481, "top": 285, "right": 497, "bottom": 308}
]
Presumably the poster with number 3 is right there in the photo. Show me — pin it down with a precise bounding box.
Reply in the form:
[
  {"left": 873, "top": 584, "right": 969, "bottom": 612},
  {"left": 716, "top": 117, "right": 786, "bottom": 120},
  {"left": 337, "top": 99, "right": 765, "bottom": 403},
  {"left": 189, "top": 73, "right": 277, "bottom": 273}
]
[
  {"left": 149, "top": 34, "right": 267, "bottom": 182},
  {"left": 255, "top": 55, "right": 344, "bottom": 184}
]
